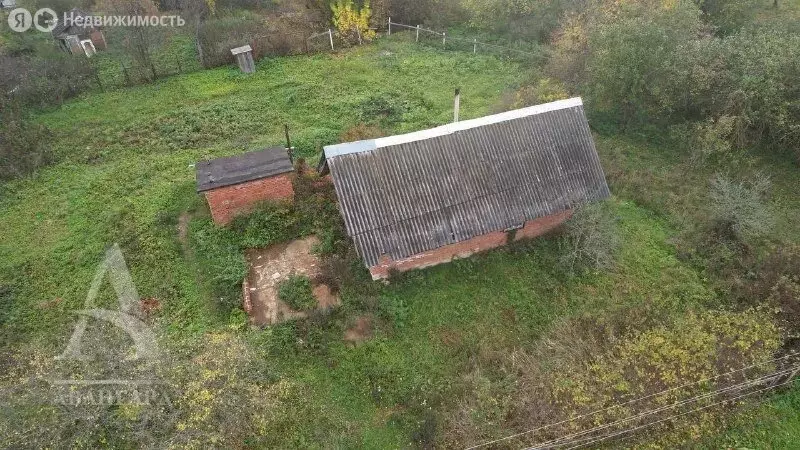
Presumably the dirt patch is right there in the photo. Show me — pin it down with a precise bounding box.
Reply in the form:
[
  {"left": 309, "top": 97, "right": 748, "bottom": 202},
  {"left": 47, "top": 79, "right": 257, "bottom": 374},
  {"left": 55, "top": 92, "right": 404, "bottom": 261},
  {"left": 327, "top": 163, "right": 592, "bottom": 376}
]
[
  {"left": 38, "top": 297, "right": 63, "bottom": 309},
  {"left": 437, "top": 327, "right": 463, "bottom": 349},
  {"left": 140, "top": 297, "right": 161, "bottom": 316},
  {"left": 245, "top": 236, "right": 341, "bottom": 326},
  {"left": 344, "top": 315, "right": 374, "bottom": 345},
  {"left": 313, "top": 284, "right": 339, "bottom": 309}
]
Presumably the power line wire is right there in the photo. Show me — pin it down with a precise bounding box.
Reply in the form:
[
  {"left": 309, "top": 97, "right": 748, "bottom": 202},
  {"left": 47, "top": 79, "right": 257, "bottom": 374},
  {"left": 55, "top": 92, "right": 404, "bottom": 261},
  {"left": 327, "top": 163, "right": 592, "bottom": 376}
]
[
  {"left": 559, "top": 378, "right": 799, "bottom": 450},
  {"left": 523, "top": 365, "right": 800, "bottom": 449},
  {"left": 465, "top": 352, "right": 798, "bottom": 449}
]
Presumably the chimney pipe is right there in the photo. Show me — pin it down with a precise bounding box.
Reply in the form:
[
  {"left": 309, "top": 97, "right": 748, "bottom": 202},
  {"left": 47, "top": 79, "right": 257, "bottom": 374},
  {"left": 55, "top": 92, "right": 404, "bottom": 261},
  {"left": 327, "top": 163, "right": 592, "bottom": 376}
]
[
  {"left": 284, "top": 124, "right": 294, "bottom": 164},
  {"left": 454, "top": 88, "right": 461, "bottom": 123}
]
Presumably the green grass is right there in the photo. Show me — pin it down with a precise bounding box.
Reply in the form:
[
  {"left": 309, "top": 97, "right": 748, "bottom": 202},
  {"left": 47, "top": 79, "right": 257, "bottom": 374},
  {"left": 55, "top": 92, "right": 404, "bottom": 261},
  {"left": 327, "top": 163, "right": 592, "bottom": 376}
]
[
  {"left": 701, "top": 381, "right": 800, "bottom": 449},
  {"left": 1, "top": 38, "right": 798, "bottom": 447},
  {"left": 0, "top": 39, "right": 522, "bottom": 345},
  {"left": 278, "top": 274, "right": 317, "bottom": 311}
]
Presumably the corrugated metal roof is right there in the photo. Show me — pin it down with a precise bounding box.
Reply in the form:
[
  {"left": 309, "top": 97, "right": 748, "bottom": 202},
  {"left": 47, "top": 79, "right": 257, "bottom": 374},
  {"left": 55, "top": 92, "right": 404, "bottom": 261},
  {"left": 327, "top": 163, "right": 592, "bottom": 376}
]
[
  {"left": 324, "top": 97, "right": 611, "bottom": 267},
  {"left": 196, "top": 147, "right": 293, "bottom": 192}
]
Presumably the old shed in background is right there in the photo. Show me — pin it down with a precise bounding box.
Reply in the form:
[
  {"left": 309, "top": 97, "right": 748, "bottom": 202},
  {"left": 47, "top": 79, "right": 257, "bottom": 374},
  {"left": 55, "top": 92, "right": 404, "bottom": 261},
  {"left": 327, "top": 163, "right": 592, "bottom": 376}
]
[
  {"left": 51, "top": 8, "right": 107, "bottom": 57},
  {"left": 231, "top": 45, "right": 256, "bottom": 73}
]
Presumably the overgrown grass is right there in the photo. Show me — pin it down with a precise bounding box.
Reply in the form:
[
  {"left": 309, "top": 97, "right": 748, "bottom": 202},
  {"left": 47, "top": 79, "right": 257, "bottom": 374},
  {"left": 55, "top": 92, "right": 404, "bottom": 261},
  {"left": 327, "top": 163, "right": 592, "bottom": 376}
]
[
  {"left": 0, "top": 39, "right": 521, "bottom": 344},
  {"left": 700, "top": 381, "right": 800, "bottom": 448},
  {"left": 278, "top": 274, "right": 317, "bottom": 311},
  {"left": 1, "top": 39, "right": 797, "bottom": 447}
]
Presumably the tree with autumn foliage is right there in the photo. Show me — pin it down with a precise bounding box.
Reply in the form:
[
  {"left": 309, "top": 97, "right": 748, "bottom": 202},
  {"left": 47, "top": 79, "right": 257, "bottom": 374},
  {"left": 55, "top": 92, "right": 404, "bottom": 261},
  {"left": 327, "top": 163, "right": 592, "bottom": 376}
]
[{"left": 331, "top": 0, "right": 376, "bottom": 45}]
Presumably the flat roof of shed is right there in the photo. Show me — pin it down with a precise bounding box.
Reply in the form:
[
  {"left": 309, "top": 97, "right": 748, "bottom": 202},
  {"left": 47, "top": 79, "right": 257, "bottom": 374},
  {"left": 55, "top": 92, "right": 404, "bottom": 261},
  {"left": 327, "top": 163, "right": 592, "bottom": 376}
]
[{"left": 196, "top": 147, "right": 293, "bottom": 192}]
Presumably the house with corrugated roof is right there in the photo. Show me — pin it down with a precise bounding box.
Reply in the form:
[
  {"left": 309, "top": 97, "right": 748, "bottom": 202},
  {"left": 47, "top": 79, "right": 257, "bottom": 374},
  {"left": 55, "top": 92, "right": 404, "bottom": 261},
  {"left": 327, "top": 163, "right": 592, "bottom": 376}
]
[{"left": 321, "top": 97, "right": 610, "bottom": 279}]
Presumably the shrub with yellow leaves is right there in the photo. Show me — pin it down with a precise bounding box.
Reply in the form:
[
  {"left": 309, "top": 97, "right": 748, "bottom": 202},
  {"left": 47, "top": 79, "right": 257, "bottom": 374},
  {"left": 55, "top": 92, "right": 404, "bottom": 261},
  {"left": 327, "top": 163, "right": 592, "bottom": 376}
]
[{"left": 331, "top": 0, "right": 376, "bottom": 45}]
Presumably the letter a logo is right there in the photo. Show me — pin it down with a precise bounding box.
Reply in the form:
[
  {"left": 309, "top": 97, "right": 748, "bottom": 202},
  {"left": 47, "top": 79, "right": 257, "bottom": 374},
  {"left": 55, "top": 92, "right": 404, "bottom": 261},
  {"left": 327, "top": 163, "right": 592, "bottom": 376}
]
[{"left": 57, "top": 244, "right": 158, "bottom": 361}]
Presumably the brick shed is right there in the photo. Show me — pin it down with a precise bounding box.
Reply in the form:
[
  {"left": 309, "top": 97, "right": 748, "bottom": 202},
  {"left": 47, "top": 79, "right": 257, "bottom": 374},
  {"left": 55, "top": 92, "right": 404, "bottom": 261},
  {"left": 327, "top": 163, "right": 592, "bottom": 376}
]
[
  {"left": 196, "top": 147, "right": 294, "bottom": 225},
  {"left": 321, "top": 97, "right": 611, "bottom": 280}
]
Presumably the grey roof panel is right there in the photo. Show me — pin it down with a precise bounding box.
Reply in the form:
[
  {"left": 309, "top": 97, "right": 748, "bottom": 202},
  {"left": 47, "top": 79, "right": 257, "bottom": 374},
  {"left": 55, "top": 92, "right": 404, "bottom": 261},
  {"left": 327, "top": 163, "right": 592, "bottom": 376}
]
[
  {"left": 196, "top": 147, "right": 293, "bottom": 192},
  {"left": 326, "top": 98, "right": 610, "bottom": 267}
]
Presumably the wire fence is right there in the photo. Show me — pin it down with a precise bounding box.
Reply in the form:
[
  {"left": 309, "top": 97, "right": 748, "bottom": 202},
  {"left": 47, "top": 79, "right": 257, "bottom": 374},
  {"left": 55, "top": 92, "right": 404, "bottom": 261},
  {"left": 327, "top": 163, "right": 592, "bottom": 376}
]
[
  {"left": 305, "top": 19, "right": 544, "bottom": 62},
  {"left": 82, "top": 18, "right": 542, "bottom": 93},
  {"left": 306, "top": 29, "right": 335, "bottom": 53},
  {"left": 467, "top": 352, "right": 800, "bottom": 450},
  {"left": 386, "top": 18, "right": 543, "bottom": 62}
]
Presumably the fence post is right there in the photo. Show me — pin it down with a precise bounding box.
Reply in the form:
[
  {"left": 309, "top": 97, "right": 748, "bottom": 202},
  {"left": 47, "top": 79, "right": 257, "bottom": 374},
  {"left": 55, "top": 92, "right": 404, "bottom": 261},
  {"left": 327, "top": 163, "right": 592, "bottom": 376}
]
[
  {"left": 328, "top": 29, "right": 334, "bottom": 51},
  {"left": 474, "top": 38, "right": 477, "bottom": 54},
  {"left": 388, "top": 17, "right": 391, "bottom": 35},
  {"left": 357, "top": 26, "right": 362, "bottom": 45},
  {"left": 416, "top": 25, "right": 420, "bottom": 42},
  {"left": 442, "top": 31, "right": 446, "bottom": 48},
  {"left": 121, "top": 62, "right": 130, "bottom": 86},
  {"left": 93, "top": 69, "right": 103, "bottom": 92}
]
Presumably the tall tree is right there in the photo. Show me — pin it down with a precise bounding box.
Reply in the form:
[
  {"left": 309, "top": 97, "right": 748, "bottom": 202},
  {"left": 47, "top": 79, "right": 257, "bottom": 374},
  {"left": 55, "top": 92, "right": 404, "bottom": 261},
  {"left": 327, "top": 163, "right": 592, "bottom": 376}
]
[{"left": 96, "top": 0, "right": 161, "bottom": 81}]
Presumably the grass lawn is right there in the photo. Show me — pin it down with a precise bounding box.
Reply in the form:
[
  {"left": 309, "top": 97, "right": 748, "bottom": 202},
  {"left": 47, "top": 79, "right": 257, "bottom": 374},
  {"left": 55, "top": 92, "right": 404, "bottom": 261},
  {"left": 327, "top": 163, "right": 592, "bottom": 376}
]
[
  {"left": 1, "top": 38, "right": 798, "bottom": 447},
  {"left": 0, "top": 39, "right": 523, "bottom": 344}
]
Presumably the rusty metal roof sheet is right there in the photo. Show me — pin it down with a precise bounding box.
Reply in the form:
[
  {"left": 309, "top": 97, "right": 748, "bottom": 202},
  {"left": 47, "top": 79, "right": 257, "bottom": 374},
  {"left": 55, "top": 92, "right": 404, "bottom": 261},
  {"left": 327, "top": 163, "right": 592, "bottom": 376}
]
[
  {"left": 324, "top": 97, "right": 610, "bottom": 267},
  {"left": 196, "top": 147, "right": 293, "bottom": 192}
]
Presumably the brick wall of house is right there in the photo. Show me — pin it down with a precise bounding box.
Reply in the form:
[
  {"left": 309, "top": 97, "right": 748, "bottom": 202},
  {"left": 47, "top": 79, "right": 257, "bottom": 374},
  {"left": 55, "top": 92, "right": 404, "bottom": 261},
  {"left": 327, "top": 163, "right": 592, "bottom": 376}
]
[
  {"left": 514, "top": 209, "right": 573, "bottom": 241},
  {"left": 204, "top": 173, "right": 294, "bottom": 225},
  {"left": 369, "top": 209, "right": 573, "bottom": 280}
]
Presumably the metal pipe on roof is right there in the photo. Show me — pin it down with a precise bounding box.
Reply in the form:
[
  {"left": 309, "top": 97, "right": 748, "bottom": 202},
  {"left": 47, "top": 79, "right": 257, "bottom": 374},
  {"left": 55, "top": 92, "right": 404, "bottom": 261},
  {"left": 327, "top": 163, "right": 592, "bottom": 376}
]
[
  {"left": 454, "top": 88, "right": 461, "bottom": 123},
  {"left": 284, "top": 124, "right": 294, "bottom": 164}
]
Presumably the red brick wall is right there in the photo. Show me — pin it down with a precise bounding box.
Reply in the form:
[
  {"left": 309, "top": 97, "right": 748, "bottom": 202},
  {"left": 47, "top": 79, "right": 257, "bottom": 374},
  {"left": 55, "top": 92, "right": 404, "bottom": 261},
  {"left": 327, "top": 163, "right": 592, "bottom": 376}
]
[
  {"left": 205, "top": 173, "right": 294, "bottom": 225},
  {"left": 514, "top": 209, "right": 573, "bottom": 241},
  {"left": 369, "top": 209, "right": 573, "bottom": 280}
]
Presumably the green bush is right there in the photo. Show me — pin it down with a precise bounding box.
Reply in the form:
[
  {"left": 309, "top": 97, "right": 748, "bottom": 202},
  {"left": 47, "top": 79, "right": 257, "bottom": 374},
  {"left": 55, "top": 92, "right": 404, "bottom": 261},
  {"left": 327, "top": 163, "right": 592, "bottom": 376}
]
[
  {"left": 229, "top": 202, "right": 303, "bottom": 248},
  {"left": 549, "top": 2, "right": 800, "bottom": 158},
  {"left": 559, "top": 200, "right": 621, "bottom": 274},
  {"left": 0, "top": 101, "right": 52, "bottom": 181},
  {"left": 357, "top": 93, "right": 412, "bottom": 125},
  {"left": 709, "top": 173, "right": 773, "bottom": 243},
  {"left": 583, "top": 2, "right": 705, "bottom": 127},
  {"left": 377, "top": 293, "right": 410, "bottom": 329},
  {"left": 278, "top": 274, "right": 317, "bottom": 311}
]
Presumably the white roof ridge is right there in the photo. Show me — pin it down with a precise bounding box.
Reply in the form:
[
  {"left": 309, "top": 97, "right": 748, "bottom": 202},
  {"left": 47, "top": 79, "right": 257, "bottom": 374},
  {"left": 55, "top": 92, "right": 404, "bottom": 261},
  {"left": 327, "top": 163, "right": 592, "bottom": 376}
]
[{"left": 325, "top": 97, "right": 583, "bottom": 159}]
